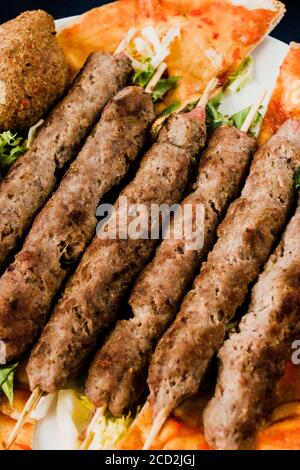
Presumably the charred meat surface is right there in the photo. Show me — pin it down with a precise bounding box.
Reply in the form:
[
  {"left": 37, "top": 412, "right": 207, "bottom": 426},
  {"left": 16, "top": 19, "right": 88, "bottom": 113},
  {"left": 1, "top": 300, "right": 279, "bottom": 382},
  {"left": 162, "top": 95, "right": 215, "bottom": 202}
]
[
  {"left": 203, "top": 201, "right": 300, "bottom": 450},
  {"left": 0, "top": 86, "right": 154, "bottom": 363},
  {"left": 0, "top": 10, "right": 68, "bottom": 131},
  {"left": 147, "top": 119, "right": 300, "bottom": 420},
  {"left": 27, "top": 108, "right": 207, "bottom": 394},
  {"left": 0, "top": 51, "right": 132, "bottom": 270},
  {"left": 84, "top": 126, "right": 256, "bottom": 416}
]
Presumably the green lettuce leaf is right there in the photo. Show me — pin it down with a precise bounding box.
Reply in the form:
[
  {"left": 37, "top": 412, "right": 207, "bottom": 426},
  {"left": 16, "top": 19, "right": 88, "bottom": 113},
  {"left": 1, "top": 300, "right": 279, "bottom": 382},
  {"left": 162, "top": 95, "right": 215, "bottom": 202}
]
[
  {"left": 227, "top": 56, "right": 254, "bottom": 93},
  {"left": 152, "top": 76, "right": 181, "bottom": 103},
  {"left": 0, "top": 131, "right": 27, "bottom": 175},
  {"left": 205, "top": 92, "right": 232, "bottom": 133},
  {"left": 184, "top": 100, "right": 199, "bottom": 113},
  {"left": 230, "top": 106, "right": 263, "bottom": 136},
  {"left": 132, "top": 58, "right": 155, "bottom": 88},
  {"left": 230, "top": 107, "right": 250, "bottom": 130},
  {"left": 295, "top": 167, "right": 300, "bottom": 191},
  {"left": 0, "top": 363, "right": 18, "bottom": 405},
  {"left": 159, "top": 101, "right": 181, "bottom": 117},
  {"left": 247, "top": 109, "right": 263, "bottom": 137}
]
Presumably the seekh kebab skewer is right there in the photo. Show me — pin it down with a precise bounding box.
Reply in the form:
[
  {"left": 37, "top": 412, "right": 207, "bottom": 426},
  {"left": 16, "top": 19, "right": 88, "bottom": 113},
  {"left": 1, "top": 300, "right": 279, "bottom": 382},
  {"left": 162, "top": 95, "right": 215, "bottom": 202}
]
[
  {"left": 84, "top": 113, "right": 258, "bottom": 418},
  {"left": 143, "top": 118, "right": 300, "bottom": 450},
  {"left": 6, "top": 78, "right": 216, "bottom": 451},
  {"left": 0, "top": 51, "right": 132, "bottom": 271},
  {"left": 0, "top": 85, "right": 155, "bottom": 364},
  {"left": 203, "top": 197, "right": 300, "bottom": 450}
]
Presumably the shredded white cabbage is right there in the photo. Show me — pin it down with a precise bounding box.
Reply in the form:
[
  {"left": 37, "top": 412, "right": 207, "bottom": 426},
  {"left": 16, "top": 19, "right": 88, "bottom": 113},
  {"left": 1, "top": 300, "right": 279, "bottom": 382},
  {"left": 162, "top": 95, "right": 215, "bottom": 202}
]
[
  {"left": 227, "top": 57, "right": 254, "bottom": 94},
  {"left": 133, "top": 37, "right": 153, "bottom": 59},
  {"left": 33, "top": 388, "right": 136, "bottom": 450},
  {"left": 161, "top": 26, "right": 181, "bottom": 49},
  {"left": 31, "top": 393, "right": 56, "bottom": 421},
  {"left": 141, "top": 26, "right": 170, "bottom": 68},
  {"left": 56, "top": 390, "right": 92, "bottom": 450},
  {"left": 127, "top": 25, "right": 181, "bottom": 71},
  {"left": 26, "top": 119, "right": 44, "bottom": 148},
  {"left": 89, "top": 412, "right": 134, "bottom": 450}
]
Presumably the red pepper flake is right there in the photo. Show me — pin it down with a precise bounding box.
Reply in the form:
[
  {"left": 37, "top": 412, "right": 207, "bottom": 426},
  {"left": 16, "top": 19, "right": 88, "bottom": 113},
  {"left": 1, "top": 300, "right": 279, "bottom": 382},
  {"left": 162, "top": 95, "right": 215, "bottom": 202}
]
[
  {"left": 190, "top": 9, "right": 203, "bottom": 16},
  {"left": 201, "top": 17, "right": 214, "bottom": 26},
  {"left": 20, "top": 98, "right": 30, "bottom": 108},
  {"left": 217, "top": 71, "right": 229, "bottom": 87},
  {"left": 212, "top": 32, "right": 219, "bottom": 40},
  {"left": 233, "top": 48, "right": 241, "bottom": 62}
]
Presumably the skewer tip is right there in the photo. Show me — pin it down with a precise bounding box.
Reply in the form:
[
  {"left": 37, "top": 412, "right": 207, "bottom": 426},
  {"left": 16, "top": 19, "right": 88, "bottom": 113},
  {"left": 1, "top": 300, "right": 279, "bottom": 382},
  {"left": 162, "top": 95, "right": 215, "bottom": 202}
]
[
  {"left": 145, "top": 62, "right": 168, "bottom": 94},
  {"left": 142, "top": 407, "right": 169, "bottom": 450},
  {"left": 241, "top": 89, "right": 267, "bottom": 134},
  {"left": 80, "top": 406, "right": 106, "bottom": 451},
  {"left": 5, "top": 387, "right": 43, "bottom": 450},
  {"left": 197, "top": 77, "right": 219, "bottom": 108}
]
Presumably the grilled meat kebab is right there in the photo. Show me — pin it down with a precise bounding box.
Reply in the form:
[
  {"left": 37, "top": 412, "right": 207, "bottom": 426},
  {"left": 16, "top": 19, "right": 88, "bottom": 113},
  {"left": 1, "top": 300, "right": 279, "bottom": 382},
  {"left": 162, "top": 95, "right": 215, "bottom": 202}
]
[
  {"left": 0, "top": 51, "right": 132, "bottom": 270},
  {"left": 0, "top": 86, "right": 154, "bottom": 364},
  {"left": 204, "top": 200, "right": 300, "bottom": 450},
  {"left": 147, "top": 119, "right": 300, "bottom": 426},
  {"left": 84, "top": 126, "right": 256, "bottom": 416},
  {"left": 26, "top": 107, "right": 207, "bottom": 393}
]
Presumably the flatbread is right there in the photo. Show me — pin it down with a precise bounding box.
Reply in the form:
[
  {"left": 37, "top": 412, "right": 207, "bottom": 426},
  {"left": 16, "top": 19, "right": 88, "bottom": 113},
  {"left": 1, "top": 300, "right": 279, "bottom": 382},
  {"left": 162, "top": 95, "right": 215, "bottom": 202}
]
[
  {"left": 0, "top": 413, "right": 34, "bottom": 450},
  {"left": 57, "top": 0, "right": 285, "bottom": 110},
  {"left": 259, "top": 42, "right": 300, "bottom": 144},
  {"left": 118, "top": 363, "right": 300, "bottom": 450}
]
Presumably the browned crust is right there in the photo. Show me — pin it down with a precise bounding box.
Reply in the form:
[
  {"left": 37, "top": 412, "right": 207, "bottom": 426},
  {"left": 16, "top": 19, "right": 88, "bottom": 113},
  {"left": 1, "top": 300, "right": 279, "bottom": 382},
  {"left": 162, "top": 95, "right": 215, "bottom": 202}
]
[{"left": 247, "top": 0, "right": 286, "bottom": 56}]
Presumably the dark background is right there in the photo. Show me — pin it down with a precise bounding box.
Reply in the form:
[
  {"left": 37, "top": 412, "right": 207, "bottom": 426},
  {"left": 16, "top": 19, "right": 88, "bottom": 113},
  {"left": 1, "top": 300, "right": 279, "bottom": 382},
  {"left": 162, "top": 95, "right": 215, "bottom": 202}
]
[{"left": 1, "top": 0, "right": 300, "bottom": 44}]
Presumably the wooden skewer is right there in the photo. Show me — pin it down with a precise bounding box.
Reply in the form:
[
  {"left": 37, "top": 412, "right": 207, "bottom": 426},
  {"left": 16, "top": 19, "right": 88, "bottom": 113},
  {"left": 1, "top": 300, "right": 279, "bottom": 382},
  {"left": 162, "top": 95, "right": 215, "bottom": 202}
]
[
  {"left": 151, "top": 77, "right": 219, "bottom": 137},
  {"left": 175, "top": 94, "right": 202, "bottom": 113},
  {"left": 114, "top": 28, "right": 137, "bottom": 54},
  {"left": 80, "top": 406, "right": 106, "bottom": 450},
  {"left": 5, "top": 387, "right": 43, "bottom": 450},
  {"left": 241, "top": 90, "right": 266, "bottom": 133},
  {"left": 197, "top": 77, "right": 219, "bottom": 108},
  {"left": 145, "top": 63, "right": 168, "bottom": 94},
  {"left": 143, "top": 406, "right": 170, "bottom": 450}
]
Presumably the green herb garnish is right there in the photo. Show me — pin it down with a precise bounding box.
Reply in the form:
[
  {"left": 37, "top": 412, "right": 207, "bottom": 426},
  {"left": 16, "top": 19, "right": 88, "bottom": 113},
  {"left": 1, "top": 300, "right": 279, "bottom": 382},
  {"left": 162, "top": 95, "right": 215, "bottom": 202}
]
[
  {"left": 205, "top": 92, "right": 232, "bottom": 133},
  {"left": 132, "top": 58, "right": 155, "bottom": 88},
  {"left": 231, "top": 106, "right": 263, "bottom": 136},
  {"left": 152, "top": 76, "right": 181, "bottom": 103},
  {"left": 160, "top": 101, "right": 182, "bottom": 117},
  {"left": 133, "top": 58, "right": 180, "bottom": 102},
  {"left": 0, "top": 363, "right": 18, "bottom": 405},
  {"left": 295, "top": 167, "right": 300, "bottom": 191},
  {"left": 0, "top": 131, "right": 27, "bottom": 176},
  {"left": 227, "top": 56, "right": 254, "bottom": 93}
]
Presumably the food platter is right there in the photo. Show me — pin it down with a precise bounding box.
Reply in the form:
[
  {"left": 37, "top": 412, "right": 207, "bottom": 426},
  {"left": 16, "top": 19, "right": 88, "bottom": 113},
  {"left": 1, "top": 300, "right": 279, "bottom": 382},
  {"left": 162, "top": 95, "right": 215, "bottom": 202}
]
[{"left": 30, "top": 16, "right": 289, "bottom": 450}]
